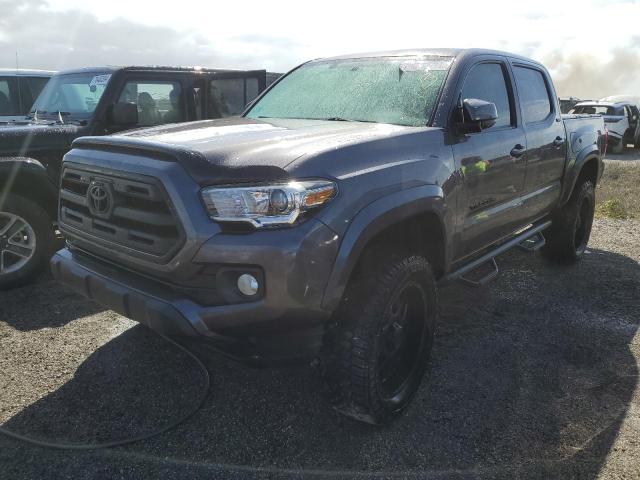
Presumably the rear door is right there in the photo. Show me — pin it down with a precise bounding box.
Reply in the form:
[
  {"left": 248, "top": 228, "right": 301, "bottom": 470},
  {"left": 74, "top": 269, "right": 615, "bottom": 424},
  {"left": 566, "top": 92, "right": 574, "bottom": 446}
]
[
  {"left": 452, "top": 58, "right": 528, "bottom": 257},
  {"left": 206, "top": 70, "right": 266, "bottom": 118},
  {"left": 511, "top": 63, "right": 565, "bottom": 222}
]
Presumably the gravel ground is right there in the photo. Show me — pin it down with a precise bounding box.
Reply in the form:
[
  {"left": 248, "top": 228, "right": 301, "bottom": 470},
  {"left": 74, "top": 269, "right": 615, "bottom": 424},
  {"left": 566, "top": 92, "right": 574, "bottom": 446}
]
[{"left": 1, "top": 219, "right": 639, "bottom": 479}]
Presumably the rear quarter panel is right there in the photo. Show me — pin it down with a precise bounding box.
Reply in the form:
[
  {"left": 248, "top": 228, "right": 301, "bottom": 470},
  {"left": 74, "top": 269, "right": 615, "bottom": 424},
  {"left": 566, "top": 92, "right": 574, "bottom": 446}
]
[{"left": 560, "top": 114, "right": 605, "bottom": 203}]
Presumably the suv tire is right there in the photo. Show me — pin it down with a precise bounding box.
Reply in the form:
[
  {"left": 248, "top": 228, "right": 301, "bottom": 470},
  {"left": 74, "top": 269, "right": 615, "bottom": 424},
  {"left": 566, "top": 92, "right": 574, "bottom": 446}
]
[
  {"left": 542, "top": 180, "right": 595, "bottom": 264},
  {"left": 0, "top": 194, "right": 54, "bottom": 289},
  {"left": 321, "top": 255, "right": 437, "bottom": 424}
]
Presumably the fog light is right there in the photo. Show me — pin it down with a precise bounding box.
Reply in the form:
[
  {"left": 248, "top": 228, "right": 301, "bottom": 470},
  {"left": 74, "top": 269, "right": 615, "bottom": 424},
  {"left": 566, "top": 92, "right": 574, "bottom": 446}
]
[{"left": 237, "top": 274, "right": 259, "bottom": 296}]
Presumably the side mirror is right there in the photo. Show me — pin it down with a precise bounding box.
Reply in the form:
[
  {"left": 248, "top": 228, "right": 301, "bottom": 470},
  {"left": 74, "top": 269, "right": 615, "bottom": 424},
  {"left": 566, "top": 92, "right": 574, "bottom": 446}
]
[
  {"left": 458, "top": 98, "right": 498, "bottom": 133},
  {"left": 109, "top": 102, "right": 138, "bottom": 126}
]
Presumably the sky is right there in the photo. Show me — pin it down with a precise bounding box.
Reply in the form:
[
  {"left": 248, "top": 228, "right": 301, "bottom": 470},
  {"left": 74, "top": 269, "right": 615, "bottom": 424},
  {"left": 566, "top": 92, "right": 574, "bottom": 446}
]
[{"left": 1, "top": 0, "right": 639, "bottom": 98}]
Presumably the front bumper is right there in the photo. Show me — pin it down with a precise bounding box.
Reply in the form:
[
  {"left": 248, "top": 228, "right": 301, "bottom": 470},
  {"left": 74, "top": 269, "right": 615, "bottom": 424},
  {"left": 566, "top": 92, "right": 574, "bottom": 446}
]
[{"left": 51, "top": 242, "right": 334, "bottom": 364}]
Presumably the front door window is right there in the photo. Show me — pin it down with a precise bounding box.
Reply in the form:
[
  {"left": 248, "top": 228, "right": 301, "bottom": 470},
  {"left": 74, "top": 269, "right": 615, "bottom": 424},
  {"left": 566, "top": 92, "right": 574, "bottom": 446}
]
[{"left": 118, "top": 81, "right": 184, "bottom": 127}]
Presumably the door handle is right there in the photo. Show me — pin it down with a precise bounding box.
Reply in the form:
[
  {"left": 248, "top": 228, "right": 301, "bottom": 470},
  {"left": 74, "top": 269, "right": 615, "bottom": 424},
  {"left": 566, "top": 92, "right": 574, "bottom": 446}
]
[
  {"left": 510, "top": 144, "right": 526, "bottom": 158},
  {"left": 553, "top": 136, "right": 565, "bottom": 147}
]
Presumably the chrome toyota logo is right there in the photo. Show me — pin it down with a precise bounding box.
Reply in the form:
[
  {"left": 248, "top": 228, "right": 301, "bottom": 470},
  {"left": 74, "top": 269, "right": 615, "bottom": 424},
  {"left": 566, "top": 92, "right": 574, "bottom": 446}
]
[{"left": 87, "top": 181, "right": 113, "bottom": 217}]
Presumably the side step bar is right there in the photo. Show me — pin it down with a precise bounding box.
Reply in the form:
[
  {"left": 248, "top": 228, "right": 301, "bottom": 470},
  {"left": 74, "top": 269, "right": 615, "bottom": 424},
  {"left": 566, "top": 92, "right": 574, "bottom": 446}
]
[
  {"left": 443, "top": 220, "right": 551, "bottom": 287},
  {"left": 518, "top": 231, "right": 546, "bottom": 252}
]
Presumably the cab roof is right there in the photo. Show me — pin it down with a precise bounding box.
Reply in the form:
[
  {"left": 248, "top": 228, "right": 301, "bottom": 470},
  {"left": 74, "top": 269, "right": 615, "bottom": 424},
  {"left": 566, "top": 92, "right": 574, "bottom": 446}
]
[
  {"left": 53, "top": 66, "right": 262, "bottom": 76},
  {"left": 0, "top": 68, "right": 55, "bottom": 77},
  {"left": 317, "top": 48, "right": 544, "bottom": 67}
]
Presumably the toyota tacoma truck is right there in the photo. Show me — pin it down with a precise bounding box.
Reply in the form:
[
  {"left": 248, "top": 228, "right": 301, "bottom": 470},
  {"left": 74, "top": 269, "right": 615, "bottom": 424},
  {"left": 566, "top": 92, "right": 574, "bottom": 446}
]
[
  {"left": 51, "top": 49, "right": 605, "bottom": 424},
  {"left": 0, "top": 66, "right": 276, "bottom": 288}
]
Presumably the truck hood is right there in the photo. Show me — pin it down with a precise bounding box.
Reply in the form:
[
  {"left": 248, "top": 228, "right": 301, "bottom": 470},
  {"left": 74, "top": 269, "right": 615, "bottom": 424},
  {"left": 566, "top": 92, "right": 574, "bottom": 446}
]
[
  {"left": 0, "top": 121, "right": 83, "bottom": 155},
  {"left": 72, "top": 117, "right": 421, "bottom": 185}
]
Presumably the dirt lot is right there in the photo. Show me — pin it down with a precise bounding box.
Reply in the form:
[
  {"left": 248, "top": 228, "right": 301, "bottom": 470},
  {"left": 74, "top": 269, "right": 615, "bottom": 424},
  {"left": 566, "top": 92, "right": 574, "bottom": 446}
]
[
  {"left": 1, "top": 161, "right": 639, "bottom": 479},
  {"left": 596, "top": 158, "right": 640, "bottom": 219}
]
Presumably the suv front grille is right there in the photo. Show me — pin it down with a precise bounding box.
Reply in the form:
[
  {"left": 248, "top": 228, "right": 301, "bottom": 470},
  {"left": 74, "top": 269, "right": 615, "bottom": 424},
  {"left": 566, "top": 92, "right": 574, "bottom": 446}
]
[{"left": 59, "top": 166, "right": 184, "bottom": 263}]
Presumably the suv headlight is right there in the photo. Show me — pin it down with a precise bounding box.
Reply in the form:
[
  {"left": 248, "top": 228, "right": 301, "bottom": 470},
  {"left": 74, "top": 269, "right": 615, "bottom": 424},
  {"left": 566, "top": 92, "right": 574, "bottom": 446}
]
[{"left": 201, "top": 179, "right": 337, "bottom": 228}]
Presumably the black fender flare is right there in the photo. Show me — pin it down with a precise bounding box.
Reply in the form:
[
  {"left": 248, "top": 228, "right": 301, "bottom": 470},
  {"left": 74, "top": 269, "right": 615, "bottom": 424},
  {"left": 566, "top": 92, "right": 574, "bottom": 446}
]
[
  {"left": 321, "top": 185, "right": 446, "bottom": 312},
  {"left": 0, "top": 157, "right": 58, "bottom": 217},
  {"left": 560, "top": 140, "right": 603, "bottom": 206}
]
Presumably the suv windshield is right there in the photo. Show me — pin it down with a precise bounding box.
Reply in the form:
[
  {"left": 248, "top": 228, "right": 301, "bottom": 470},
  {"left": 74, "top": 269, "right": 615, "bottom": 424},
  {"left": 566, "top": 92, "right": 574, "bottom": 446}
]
[
  {"left": 30, "top": 72, "right": 112, "bottom": 119},
  {"left": 570, "top": 104, "right": 622, "bottom": 116},
  {"left": 247, "top": 56, "right": 453, "bottom": 127}
]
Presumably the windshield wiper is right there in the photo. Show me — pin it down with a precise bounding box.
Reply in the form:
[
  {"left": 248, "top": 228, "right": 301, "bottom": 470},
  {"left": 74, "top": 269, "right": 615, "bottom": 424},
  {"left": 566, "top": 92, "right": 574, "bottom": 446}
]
[
  {"left": 49, "top": 110, "right": 71, "bottom": 124},
  {"left": 256, "top": 115, "right": 372, "bottom": 123}
]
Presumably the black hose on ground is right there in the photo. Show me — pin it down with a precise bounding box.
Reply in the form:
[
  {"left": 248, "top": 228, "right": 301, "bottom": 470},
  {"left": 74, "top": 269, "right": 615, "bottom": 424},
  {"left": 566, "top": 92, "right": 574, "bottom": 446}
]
[{"left": 0, "top": 333, "right": 210, "bottom": 450}]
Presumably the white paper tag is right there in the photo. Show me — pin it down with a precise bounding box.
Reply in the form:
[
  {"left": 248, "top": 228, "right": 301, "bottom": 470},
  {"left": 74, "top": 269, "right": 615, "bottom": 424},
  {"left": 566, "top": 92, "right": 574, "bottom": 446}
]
[{"left": 89, "top": 74, "right": 111, "bottom": 87}]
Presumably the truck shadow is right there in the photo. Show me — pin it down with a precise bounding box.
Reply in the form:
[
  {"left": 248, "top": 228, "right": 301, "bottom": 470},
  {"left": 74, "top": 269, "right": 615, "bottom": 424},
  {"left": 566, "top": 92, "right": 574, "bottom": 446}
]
[
  {"left": 1, "top": 246, "right": 638, "bottom": 479},
  {"left": 0, "top": 271, "right": 104, "bottom": 331}
]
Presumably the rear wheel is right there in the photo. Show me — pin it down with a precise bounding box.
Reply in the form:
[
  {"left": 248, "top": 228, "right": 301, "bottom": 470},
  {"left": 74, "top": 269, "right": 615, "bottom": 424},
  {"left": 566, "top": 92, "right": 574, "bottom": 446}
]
[
  {"left": 542, "top": 180, "right": 595, "bottom": 264},
  {"left": 0, "top": 194, "right": 54, "bottom": 289},
  {"left": 321, "top": 255, "right": 437, "bottom": 424}
]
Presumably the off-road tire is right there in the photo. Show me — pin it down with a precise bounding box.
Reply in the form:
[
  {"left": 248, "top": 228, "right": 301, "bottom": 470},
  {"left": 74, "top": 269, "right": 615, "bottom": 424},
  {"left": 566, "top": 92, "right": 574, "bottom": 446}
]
[
  {"left": 542, "top": 180, "right": 595, "bottom": 264},
  {"left": 321, "top": 255, "right": 437, "bottom": 425},
  {"left": 0, "top": 194, "right": 54, "bottom": 289}
]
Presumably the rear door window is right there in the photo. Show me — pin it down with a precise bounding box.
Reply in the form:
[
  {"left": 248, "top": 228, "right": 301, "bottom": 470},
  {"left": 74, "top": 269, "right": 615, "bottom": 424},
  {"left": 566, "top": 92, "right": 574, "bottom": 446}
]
[
  {"left": 118, "top": 81, "right": 185, "bottom": 127},
  {"left": 0, "top": 77, "right": 19, "bottom": 115},
  {"left": 461, "top": 62, "right": 514, "bottom": 129},
  {"left": 513, "top": 66, "right": 553, "bottom": 124}
]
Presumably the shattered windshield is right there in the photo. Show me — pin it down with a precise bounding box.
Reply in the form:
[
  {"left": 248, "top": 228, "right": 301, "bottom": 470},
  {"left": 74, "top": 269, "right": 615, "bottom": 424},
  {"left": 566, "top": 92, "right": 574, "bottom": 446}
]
[
  {"left": 30, "top": 72, "right": 111, "bottom": 119},
  {"left": 247, "top": 56, "right": 453, "bottom": 127}
]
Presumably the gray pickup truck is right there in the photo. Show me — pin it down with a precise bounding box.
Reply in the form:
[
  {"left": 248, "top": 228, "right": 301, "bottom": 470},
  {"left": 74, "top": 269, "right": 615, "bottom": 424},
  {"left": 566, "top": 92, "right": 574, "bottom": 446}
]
[{"left": 51, "top": 48, "right": 605, "bottom": 424}]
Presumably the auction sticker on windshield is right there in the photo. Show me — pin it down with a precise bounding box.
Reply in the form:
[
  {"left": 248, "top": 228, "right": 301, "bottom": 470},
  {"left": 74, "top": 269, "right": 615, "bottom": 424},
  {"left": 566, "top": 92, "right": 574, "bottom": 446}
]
[{"left": 89, "top": 74, "right": 111, "bottom": 87}]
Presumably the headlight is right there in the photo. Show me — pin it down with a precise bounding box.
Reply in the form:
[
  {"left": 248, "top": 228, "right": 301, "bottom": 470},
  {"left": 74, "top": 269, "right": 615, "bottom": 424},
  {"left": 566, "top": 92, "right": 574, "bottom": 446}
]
[{"left": 201, "top": 179, "right": 337, "bottom": 228}]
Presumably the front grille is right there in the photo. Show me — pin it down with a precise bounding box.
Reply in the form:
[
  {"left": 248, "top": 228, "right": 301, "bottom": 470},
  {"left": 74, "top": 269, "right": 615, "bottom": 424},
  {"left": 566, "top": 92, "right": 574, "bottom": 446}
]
[{"left": 59, "top": 166, "right": 184, "bottom": 263}]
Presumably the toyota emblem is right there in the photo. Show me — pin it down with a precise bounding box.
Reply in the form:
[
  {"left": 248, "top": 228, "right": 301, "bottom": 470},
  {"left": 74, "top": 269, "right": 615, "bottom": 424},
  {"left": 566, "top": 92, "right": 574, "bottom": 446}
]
[{"left": 87, "top": 181, "right": 113, "bottom": 217}]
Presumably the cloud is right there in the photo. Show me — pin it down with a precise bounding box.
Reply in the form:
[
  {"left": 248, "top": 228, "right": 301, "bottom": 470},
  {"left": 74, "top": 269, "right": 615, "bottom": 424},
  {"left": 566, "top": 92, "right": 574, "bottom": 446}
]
[
  {"left": 0, "top": 0, "right": 291, "bottom": 72},
  {"left": 544, "top": 39, "right": 640, "bottom": 99},
  {"left": 2, "top": 0, "right": 639, "bottom": 101}
]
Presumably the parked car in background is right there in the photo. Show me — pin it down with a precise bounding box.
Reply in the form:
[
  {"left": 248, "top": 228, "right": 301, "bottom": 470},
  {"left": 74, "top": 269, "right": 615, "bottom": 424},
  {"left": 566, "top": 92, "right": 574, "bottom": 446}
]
[
  {"left": 52, "top": 48, "right": 605, "bottom": 424},
  {"left": 0, "top": 65, "right": 278, "bottom": 288},
  {"left": 0, "top": 69, "right": 53, "bottom": 122},
  {"left": 570, "top": 100, "right": 640, "bottom": 153},
  {"left": 559, "top": 96, "right": 583, "bottom": 114}
]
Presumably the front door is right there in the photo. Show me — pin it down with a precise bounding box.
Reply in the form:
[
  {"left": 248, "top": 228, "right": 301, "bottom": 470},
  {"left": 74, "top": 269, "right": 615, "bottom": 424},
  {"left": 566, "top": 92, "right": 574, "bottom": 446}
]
[{"left": 452, "top": 60, "right": 528, "bottom": 258}]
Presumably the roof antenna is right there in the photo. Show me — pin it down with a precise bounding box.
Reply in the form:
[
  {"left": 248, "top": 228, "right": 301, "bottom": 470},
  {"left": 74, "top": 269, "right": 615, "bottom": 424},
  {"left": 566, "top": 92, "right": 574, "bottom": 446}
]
[{"left": 15, "top": 51, "right": 24, "bottom": 115}]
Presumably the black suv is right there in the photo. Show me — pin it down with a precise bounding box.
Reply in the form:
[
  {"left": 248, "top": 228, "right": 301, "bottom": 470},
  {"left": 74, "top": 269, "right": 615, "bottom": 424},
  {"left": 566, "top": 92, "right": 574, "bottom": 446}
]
[{"left": 0, "top": 66, "right": 277, "bottom": 288}]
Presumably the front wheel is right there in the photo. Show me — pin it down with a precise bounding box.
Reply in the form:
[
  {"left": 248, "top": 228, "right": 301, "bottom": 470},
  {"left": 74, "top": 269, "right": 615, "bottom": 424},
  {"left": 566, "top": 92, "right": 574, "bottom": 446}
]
[
  {"left": 0, "top": 194, "right": 54, "bottom": 289},
  {"left": 321, "top": 255, "right": 437, "bottom": 424},
  {"left": 542, "top": 180, "right": 595, "bottom": 264}
]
